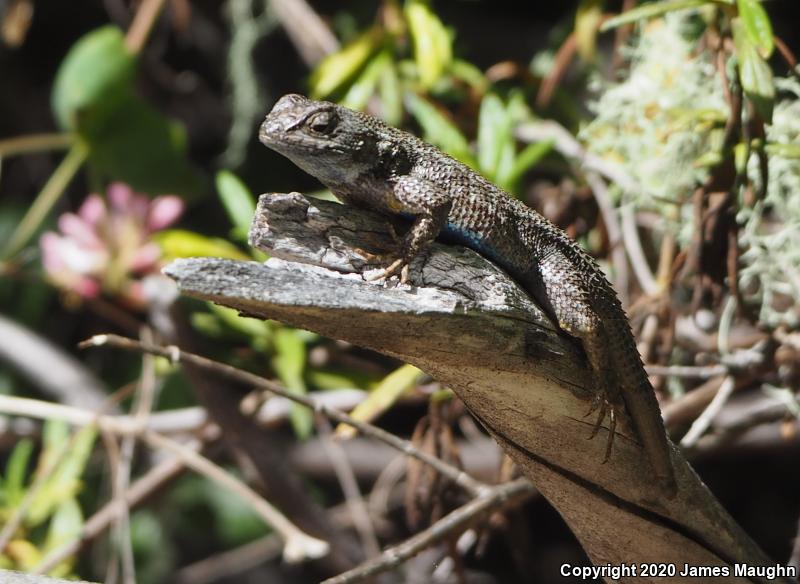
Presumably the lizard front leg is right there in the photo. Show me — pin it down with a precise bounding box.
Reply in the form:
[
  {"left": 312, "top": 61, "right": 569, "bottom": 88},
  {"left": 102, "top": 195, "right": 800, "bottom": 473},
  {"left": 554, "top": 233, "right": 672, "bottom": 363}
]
[{"left": 368, "top": 175, "right": 452, "bottom": 282}]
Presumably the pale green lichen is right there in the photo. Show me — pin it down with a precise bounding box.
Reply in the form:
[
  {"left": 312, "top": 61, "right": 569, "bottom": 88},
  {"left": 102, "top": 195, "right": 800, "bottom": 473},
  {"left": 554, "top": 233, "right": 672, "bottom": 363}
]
[
  {"left": 738, "top": 77, "right": 800, "bottom": 327},
  {"left": 581, "top": 13, "right": 800, "bottom": 326},
  {"left": 580, "top": 13, "right": 728, "bottom": 245}
]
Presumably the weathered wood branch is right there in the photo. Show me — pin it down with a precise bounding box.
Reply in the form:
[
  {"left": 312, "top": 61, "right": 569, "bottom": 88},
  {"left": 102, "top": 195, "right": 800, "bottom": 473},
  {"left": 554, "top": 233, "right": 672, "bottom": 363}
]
[
  {"left": 164, "top": 192, "right": 788, "bottom": 584},
  {"left": 0, "top": 570, "right": 96, "bottom": 584}
]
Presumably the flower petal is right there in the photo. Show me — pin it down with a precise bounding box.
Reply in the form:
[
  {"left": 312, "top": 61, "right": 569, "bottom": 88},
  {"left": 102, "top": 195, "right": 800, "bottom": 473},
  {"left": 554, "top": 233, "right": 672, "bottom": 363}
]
[
  {"left": 40, "top": 232, "right": 65, "bottom": 274},
  {"left": 108, "top": 182, "right": 134, "bottom": 211},
  {"left": 78, "top": 194, "right": 107, "bottom": 226},
  {"left": 147, "top": 196, "right": 184, "bottom": 231},
  {"left": 58, "top": 213, "right": 104, "bottom": 249},
  {"left": 74, "top": 276, "right": 101, "bottom": 298},
  {"left": 129, "top": 242, "right": 162, "bottom": 272}
]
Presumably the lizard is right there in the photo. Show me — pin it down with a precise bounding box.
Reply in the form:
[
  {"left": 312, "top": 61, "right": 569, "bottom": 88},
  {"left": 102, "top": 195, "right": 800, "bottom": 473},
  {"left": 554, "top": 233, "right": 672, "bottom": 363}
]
[{"left": 258, "top": 93, "right": 677, "bottom": 496}]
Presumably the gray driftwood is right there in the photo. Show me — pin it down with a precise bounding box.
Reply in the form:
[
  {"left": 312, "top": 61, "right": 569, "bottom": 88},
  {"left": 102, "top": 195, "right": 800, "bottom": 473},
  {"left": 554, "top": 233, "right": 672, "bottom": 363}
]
[
  {"left": 0, "top": 570, "right": 96, "bottom": 584},
  {"left": 164, "top": 192, "right": 788, "bottom": 584}
]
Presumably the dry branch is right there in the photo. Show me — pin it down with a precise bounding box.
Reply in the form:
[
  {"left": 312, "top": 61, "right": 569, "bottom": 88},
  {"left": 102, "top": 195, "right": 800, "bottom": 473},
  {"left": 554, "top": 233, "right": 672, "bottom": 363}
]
[
  {"left": 0, "top": 570, "right": 97, "bottom": 584},
  {"left": 163, "top": 192, "right": 789, "bottom": 584}
]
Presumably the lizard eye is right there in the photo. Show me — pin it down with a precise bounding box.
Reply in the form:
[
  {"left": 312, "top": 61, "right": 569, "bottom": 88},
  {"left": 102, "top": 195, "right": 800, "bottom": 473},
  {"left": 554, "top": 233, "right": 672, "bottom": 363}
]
[{"left": 306, "top": 111, "right": 336, "bottom": 134}]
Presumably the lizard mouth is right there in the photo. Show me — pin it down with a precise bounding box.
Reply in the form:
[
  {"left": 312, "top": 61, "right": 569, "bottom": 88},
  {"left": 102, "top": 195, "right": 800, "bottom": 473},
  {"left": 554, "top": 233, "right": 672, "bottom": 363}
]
[{"left": 258, "top": 123, "right": 348, "bottom": 156}]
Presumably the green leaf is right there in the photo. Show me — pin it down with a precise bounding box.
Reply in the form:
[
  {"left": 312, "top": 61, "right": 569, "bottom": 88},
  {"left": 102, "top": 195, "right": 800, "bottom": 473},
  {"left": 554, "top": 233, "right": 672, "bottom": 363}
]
[
  {"left": 6, "top": 540, "right": 41, "bottom": 572},
  {"left": 576, "top": 0, "right": 604, "bottom": 61},
  {"left": 732, "top": 18, "right": 775, "bottom": 122},
  {"left": 477, "top": 93, "right": 511, "bottom": 179},
  {"left": 39, "top": 419, "right": 69, "bottom": 473},
  {"left": 272, "top": 328, "right": 312, "bottom": 439},
  {"left": 216, "top": 170, "right": 256, "bottom": 242},
  {"left": 307, "top": 370, "right": 365, "bottom": 390},
  {"left": 5, "top": 438, "right": 34, "bottom": 507},
  {"left": 335, "top": 364, "right": 421, "bottom": 438},
  {"left": 765, "top": 142, "right": 800, "bottom": 159},
  {"left": 341, "top": 50, "right": 392, "bottom": 111},
  {"left": 733, "top": 142, "right": 749, "bottom": 173},
  {"left": 404, "top": 0, "right": 453, "bottom": 90},
  {"left": 155, "top": 229, "right": 250, "bottom": 260},
  {"left": 378, "top": 59, "right": 403, "bottom": 126},
  {"left": 29, "top": 424, "right": 96, "bottom": 527},
  {"left": 405, "top": 93, "right": 476, "bottom": 168},
  {"left": 51, "top": 26, "right": 201, "bottom": 195},
  {"left": 81, "top": 93, "right": 202, "bottom": 196},
  {"left": 600, "top": 0, "right": 713, "bottom": 31},
  {"left": 204, "top": 475, "right": 270, "bottom": 544},
  {"left": 736, "top": 0, "right": 773, "bottom": 57},
  {"left": 51, "top": 26, "right": 136, "bottom": 130},
  {"left": 190, "top": 312, "right": 226, "bottom": 338},
  {"left": 505, "top": 140, "right": 555, "bottom": 190},
  {"left": 130, "top": 510, "right": 175, "bottom": 583},
  {"left": 449, "top": 59, "right": 488, "bottom": 91},
  {"left": 310, "top": 30, "right": 379, "bottom": 99},
  {"left": 43, "top": 498, "right": 83, "bottom": 554},
  {"left": 207, "top": 303, "right": 272, "bottom": 340}
]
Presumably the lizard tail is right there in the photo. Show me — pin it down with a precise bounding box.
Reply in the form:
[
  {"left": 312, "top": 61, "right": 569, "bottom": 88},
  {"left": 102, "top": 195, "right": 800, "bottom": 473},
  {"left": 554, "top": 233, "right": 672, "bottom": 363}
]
[{"left": 607, "top": 319, "right": 678, "bottom": 498}]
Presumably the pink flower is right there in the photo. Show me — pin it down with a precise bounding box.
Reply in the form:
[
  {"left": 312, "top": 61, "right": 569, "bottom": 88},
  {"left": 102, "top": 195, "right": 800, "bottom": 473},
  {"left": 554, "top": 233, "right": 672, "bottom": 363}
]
[{"left": 40, "top": 183, "right": 184, "bottom": 308}]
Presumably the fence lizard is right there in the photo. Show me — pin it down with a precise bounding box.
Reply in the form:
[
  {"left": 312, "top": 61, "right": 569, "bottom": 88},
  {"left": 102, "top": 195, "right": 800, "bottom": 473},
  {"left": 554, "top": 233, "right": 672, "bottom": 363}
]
[{"left": 259, "top": 93, "right": 677, "bottom": 495}]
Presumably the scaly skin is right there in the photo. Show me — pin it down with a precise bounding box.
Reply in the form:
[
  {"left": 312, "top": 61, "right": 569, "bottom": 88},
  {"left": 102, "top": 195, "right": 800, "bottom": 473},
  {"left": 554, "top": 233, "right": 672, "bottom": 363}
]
[{"left": 259, "top": 94, "right": 677, "bottom": 495}]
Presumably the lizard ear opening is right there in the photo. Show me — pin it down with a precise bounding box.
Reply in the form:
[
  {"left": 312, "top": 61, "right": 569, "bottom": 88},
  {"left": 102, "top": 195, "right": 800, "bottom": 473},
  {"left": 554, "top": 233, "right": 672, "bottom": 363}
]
[{"left": 306, "top": 110, "right": 337, "bottom": 134}]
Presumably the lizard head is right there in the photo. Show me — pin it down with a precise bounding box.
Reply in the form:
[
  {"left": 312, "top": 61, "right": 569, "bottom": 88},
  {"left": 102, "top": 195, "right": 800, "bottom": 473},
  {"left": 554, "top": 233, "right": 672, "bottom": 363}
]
[{"left": 259, "top": 94, "right": 380, "bottom": 187}]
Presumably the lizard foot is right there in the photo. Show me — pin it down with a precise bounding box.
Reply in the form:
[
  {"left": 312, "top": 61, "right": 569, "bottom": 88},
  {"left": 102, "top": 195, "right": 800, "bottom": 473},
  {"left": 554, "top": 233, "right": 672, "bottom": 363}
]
[
  {"left": 364, "top": 258, "right": 410, "bottom": 283},
  {"left": 358, "top": 223, "right": 413, "bottom": 283},
  {"left": 584, "top": 393, "right": 617, "bottom": 463}
]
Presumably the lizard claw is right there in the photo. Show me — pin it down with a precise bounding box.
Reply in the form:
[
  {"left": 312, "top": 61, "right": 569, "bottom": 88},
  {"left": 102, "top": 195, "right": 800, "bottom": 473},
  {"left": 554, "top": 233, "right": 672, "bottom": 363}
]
[
  {"left": 364, "top": 257, "right": 410, "bottom": 283},
  {"left": 584, "top": 392, "right": 601, "bottom": 418},
  {"left": 588, "top": 398, "right": 607, "bottom": 440},
  {"left": 585, "top": 392, "right": 618, "bottom": 464},
  {"left": 603, "top": 407, "right": 617, "bottom": 463}
]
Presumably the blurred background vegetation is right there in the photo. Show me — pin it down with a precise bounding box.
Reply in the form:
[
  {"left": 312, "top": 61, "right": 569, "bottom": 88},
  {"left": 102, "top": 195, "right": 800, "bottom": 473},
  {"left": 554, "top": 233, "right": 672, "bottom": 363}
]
[{"left": 1, "top": 0, "right": 799, "bottom": 582}]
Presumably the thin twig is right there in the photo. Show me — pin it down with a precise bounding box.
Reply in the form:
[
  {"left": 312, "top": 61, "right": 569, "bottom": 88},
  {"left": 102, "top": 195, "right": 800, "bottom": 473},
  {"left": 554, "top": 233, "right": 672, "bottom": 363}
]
[
  {"left": 316, "top": 416, "right": 381, "bottom": 558},
  {"left": 0, "top": 313, "right": 110, "bottom": 409},
  {"left": 645, "top": 364, "right": 728, "bottom": 379},
  {"left": 176, "top": 533, "right": 283, "bottom": 584},
  {"left": 81, "top": 334, "right": 488, "bottom": 497},
  {"left": 320, "top": 478, "right": 535, "bottom": 584},
  {"left": 100, "top": 426, "right": 123, "bottom": 584},
  {"left": 584, "top": 171, "right": 629, "bottom": 305},
  {"left": 114, "top": 327, "right": 158, "bottom": 584},
  {"left": 140, "top": 430, "right": 330, "bottom": 562},
  {"left": 2, "top": 142, "right": 88, "bottom": 260},
  {"left": 0, "top": 395, "right": 200, "bottom": 435},
  {"left": 620, "top": 204, "right": 659, "bottom": 297},
  {"left": 0, "top": 133, "right": 74, "bottom": 157},
  {"left": 124, "top": 0, "right": 169, "bottom": 53},
  {"left": 773, "top": 35, "right": 800, "bottom": 82},
  {"left": 536, "top": 31, "right": 577, "bottom": 109},
  {"left": 270, "top": 0, "right": 338, "bottom": 66},
  {"left": 681, "top": 375, "right": 736, "bottom": 448}
]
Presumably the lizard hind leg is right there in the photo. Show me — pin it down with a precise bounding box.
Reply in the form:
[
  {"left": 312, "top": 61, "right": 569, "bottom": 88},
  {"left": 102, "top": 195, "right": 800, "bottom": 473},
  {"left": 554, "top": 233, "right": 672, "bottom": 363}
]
[
  {"left": 537, "top": 251, "right": 622, "bottom": 461},
  {"left": 580, "top": 330, "right": 624, "bottom": 461}
]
